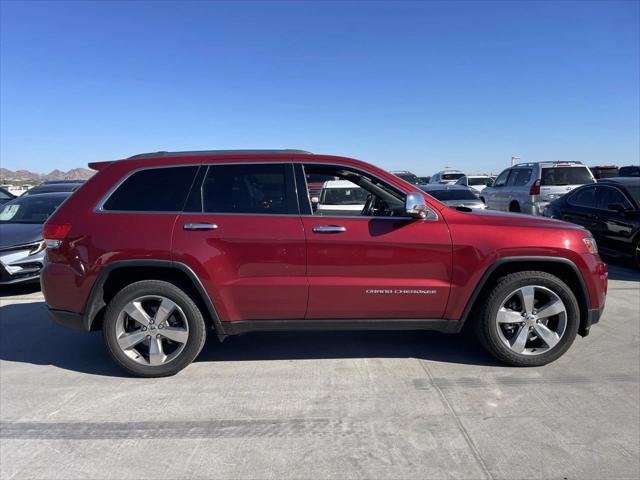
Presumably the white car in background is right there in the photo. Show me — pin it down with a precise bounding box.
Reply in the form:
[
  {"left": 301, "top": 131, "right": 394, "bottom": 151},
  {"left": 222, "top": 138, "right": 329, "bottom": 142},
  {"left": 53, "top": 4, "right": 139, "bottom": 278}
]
[
  {"left": 315, "top": 180, "right": 369, "bottom": 216},
  {"left": 429, "top": 168, "right": 465, "bottom": 184},
  {"left": 455, "top": 174, "right": 495, "bottom": 193}
]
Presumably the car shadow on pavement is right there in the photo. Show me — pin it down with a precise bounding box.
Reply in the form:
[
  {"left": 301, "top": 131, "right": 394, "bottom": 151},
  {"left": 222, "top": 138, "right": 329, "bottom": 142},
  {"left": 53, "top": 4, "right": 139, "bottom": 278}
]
[
  {"left": 0, "top": 301, "right": 501, "bottom": 377},
  {"left": 0, "top": 283, "right": 42, "bottom": 297}
]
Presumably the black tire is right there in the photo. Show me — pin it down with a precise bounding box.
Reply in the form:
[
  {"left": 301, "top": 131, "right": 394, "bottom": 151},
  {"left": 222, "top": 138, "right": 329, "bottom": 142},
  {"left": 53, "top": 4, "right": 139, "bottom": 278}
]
[
  {"left": 509, "top": 201, "right": 520, "bottom": 212},
  {"left": 474, "top": 271, "right": 580, "bottom": 367},
  {"left": 103, "top": 280, "right": 207, "bottom": 377}
]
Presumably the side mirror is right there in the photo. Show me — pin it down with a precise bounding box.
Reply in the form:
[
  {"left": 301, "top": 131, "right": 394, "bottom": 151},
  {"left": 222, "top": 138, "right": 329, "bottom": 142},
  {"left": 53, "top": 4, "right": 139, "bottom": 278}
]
[{"left": 405, "top": 192, "right": 434, "bottom": 219}]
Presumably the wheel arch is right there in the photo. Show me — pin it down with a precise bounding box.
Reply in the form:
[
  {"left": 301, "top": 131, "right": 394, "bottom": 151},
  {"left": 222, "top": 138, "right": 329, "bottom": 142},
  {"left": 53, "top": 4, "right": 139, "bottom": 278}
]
[
  {"left": 83, "top": 260, "right": 226, "bottom": 339},
  {"left": 459, "top": 256, "right": 591, "bottom": 336}
]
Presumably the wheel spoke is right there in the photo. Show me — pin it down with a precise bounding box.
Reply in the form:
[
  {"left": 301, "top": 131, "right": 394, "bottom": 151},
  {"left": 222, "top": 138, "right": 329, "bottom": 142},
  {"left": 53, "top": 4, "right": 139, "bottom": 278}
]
[
  {"left": 154, "top": 298, "right": 177, "bottom": 325},
  {"left": 510, "top": 325, "right": 530, "bottom": 353},
  {"left": 518, "top": 286, "right": 536, "bottom": 315},
  {"left": 148, "top": 336, "right": 167, "bottom": 366},
  {"left": 536, "top": 298, "right": 565, "bottom": 319},
  {"left": 117, "top": 330, "right": 147, "bottom": 350},
  {"left": 534, "top": 323, "right": 560, "bottom": 348},
  {"left": 497, "top": 307, "right": 523, "bottom": 324},
  {"left": 124, "top": 301, "right": 151, "bottom": 327},
  {"left": 160, "top": 327, "right": 188, "bottom": 344}
]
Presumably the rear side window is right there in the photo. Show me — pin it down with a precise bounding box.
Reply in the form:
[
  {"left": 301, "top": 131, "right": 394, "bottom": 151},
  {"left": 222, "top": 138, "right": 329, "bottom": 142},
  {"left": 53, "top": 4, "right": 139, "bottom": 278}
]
[
  {"left": 103, "top": 166, "right": 198, "bottom": 212},
  {"left": 507, "top": 169, "right": 532, "bottom": 186},
  {"left": 541, "top": 167, "right": 593, "bottom": 186},
  {"left": 201, "top": 164, "right": 296, "bottom": 214},
  {"left": 568, "top": 186, "right": 597, "bottom": 208}
]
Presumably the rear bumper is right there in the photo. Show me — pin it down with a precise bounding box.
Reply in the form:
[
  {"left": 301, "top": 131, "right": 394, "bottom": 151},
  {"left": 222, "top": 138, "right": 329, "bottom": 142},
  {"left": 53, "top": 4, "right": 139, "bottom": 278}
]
[{"left": 49, "top": 309, "right": 88, "bottom": 331}]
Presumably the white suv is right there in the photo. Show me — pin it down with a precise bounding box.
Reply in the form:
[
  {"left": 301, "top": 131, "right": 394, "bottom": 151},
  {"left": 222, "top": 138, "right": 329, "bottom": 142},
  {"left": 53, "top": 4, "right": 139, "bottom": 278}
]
[
  {"left": 481, "top": 161, "right": 596, "bottom": 215},
  {"left": 315, "top": 180, "right": 369, "bottom": 216}
]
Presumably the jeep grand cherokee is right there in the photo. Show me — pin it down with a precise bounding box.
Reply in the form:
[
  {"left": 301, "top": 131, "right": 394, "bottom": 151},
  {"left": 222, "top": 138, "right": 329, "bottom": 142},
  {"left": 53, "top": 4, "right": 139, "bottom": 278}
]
[{"left": 42, "top": 150, "right": 607, "bottom": 377}]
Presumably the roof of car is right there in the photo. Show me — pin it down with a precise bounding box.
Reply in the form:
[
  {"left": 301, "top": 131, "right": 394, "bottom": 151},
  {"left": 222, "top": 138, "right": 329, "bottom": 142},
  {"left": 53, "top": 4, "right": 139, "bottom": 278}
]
[
  {"left": 598, "top": 177, "right": 640, "bottom": 186},
  {"left": 127, "top": 149, "right": 312, "bottom": 159},
  {"left": 514, "top": 161, "right": 585, "bottom": 168},
  {"left": 419, "top": 184, "right": 470, "bottom": 191}
]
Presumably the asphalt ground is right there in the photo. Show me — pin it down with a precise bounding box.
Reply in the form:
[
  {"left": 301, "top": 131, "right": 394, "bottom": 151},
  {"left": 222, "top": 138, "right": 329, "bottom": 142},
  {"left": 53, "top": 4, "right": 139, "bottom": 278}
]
[{"left": 0, "top": 262, "right": 638, "bottom": 479}]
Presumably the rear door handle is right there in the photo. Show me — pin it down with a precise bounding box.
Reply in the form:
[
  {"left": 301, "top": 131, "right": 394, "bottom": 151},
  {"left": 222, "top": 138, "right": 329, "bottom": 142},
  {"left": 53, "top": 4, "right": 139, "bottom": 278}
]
[
  {"left": 183, "top": 223, "right": 218, "bottom": 231},
  {"left": 312, "top": 225, "right": 346, "bottom": 234}
]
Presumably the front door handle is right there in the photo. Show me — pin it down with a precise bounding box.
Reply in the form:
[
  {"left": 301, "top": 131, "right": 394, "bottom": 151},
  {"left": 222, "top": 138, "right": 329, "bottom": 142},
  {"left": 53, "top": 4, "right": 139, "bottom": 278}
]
[
  {"left": 312, "top": 225, "right": 347, "bottom": 234},
  {"left": 183, "top": 223, "right": 218, "bottom": 231}
]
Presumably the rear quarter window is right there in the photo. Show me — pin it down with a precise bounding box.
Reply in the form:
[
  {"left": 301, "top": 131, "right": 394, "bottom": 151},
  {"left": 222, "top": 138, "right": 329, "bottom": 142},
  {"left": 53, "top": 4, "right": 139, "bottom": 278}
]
[{"left": 102, "top": 166, "right": 198, "bottom": 212}]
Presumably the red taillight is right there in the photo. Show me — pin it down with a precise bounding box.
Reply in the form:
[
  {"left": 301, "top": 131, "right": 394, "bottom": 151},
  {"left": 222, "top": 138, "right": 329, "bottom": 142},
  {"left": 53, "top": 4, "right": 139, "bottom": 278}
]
[
  {"left": 43, "top": 223, "right": 72, "bottom": 240},
  {"left": 529, "top": 179, "right": 541, "bottom": 195}
]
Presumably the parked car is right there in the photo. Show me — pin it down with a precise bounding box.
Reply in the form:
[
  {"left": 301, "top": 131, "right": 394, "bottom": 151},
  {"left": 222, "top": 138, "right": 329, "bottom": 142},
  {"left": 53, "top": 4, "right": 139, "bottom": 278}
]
[
  {"left": 589, "top": 165, "right": 619, "bottom": 180},
  {"left": 390, "top": 170, "right": 421, "bottom": 185},
  {"left": 0, "top": 187, "right": 15, "bottom": 206},
  {"left": 417, "top": 176, "right": 431, "bottom": 184},
  {"left": 315, "top": 180, "right": 369, "bottom": 216},
  {"left": 618, "top": 165, "right": 640, "bottom": 177},
  {"left": 419, "top": 184, "right": 487, "bottom": 210},
  {"left": 42, "top": 149, "right": 607, "bottom": 377},
  {"left": 0, "top": 192, "right": 71, "bottom": 285},
  {"left": 429, "top": 168, "right": 465, "bottom": 184},
  {"left": 455, "top": 175, "right": 495, "bottom": 193},
  {"left": 543, "top": 177, "right": 640, "bottom": 268},
  {"left": 482, "top": 161, "right": 596, "bottom": 215},
  {"left": 23, "top": 181, "right": 84, "bottom": 196}
]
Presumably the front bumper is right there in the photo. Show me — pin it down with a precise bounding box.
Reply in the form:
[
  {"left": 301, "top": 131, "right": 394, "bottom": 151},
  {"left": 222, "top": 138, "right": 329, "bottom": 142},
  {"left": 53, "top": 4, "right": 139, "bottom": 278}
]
[
  {"left": 580, "top": 306, "right": 604, "bottom": 337},
  {"left": 0, "top": 243, "right": 45, "bottom": 285}
]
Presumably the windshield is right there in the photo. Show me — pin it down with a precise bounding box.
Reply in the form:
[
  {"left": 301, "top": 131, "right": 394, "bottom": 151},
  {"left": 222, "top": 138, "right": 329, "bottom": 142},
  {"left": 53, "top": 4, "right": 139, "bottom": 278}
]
[
  {"left": 422, "top": 188, "right": 479, "bottom": 201},
  {"left": 541, "top": 167, "right": 593, "bottom": 186},
  {"left": 442, "top": 173, "right": 464, "bottom": 181},
  {"left": 468, "top": 177, "right": 494, "bottom": 186},
  {"left": 0, "top": 195, "right": 67, "bottom": 223},
  {"left": 321, "top": 186, "right": 369, "bottom": 205}
]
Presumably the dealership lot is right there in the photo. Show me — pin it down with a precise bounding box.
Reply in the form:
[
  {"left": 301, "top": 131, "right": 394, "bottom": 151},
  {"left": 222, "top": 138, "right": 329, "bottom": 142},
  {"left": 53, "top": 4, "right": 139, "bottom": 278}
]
[{"left": 0, "top": 263, "right": 638, "bottom": 479}]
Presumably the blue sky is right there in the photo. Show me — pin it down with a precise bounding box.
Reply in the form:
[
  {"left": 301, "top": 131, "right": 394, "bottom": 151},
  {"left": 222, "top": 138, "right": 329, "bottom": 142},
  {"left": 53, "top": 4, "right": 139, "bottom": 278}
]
[{"left": 1, "top": 0, "right": 638, "bottom": 176}]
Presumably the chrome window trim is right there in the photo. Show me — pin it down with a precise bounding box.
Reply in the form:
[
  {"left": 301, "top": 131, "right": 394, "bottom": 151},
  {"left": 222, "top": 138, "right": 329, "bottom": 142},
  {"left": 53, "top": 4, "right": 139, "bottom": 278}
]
[{"left": 95, "top": 160, "right": 439, "bottom": 221}]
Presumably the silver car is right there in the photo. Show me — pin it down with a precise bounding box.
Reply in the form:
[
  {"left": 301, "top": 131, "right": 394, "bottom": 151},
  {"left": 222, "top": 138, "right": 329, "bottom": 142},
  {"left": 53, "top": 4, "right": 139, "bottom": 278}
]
[
  {"left": 481, "top": 161, "right": 596, "bottom": 215},
  {"left": 419, "top": 184, "right": 487, "bottom": 210}
]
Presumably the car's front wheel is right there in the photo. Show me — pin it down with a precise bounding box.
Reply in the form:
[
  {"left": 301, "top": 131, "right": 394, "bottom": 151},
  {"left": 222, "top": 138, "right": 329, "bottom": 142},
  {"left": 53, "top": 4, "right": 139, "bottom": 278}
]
[
  {"left": 103, "top": 280, "right": 207, "bottom": 377},
  {"left": 475, "top": 271, "right": 580, "bottom": 367}
]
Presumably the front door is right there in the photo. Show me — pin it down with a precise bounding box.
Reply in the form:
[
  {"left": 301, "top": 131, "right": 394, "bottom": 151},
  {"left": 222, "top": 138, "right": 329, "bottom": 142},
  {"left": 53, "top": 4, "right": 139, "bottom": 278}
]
[{"left": 299, "top": 164, "right": 452, "bottom": 319}]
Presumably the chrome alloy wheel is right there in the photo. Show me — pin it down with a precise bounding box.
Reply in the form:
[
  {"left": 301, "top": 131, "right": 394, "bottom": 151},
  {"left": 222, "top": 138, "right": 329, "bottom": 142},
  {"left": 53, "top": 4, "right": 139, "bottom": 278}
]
[
  {"left": 495, "top": 285, "right": 567, "bottom": 356},
  {"left": 115, "top": 295, "right": 189, "bottom": 366}
]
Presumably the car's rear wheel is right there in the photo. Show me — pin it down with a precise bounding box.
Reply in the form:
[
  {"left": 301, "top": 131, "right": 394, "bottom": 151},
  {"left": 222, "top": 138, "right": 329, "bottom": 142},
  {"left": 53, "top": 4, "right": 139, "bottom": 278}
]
[
  {"left": 509, "top": 201, "right": 520, "bottom": 212},
  {"left": 103, "top": 280, "right": 207, "bottom": 377},
  {"left": 475, "top": 271, "right": 579, "bottom": 366}
]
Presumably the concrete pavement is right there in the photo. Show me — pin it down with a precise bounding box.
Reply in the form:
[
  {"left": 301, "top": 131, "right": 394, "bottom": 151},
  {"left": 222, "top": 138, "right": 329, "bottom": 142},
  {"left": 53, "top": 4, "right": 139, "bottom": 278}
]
[{"left": 1, "top": 263, "right": 638, "bottom": 479}]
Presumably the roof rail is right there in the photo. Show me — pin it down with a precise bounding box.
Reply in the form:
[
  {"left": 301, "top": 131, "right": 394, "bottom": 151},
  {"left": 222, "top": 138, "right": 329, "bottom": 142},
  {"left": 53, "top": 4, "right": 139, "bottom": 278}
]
[{"left": 127, "top": 149, "right": 313, "bottom": 159}]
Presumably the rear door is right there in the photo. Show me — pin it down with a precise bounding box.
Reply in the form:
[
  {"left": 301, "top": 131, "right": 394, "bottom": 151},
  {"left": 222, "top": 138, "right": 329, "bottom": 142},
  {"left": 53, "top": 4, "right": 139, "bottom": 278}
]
[
  {"left": 561, "top": 186, "right": 598, "bottom": 230},
  {"left": 299, "top": 164, "right": 452, "bottom": 319},
  {"left": 172, "top": 162, "right": 308, "bottom": 321}
]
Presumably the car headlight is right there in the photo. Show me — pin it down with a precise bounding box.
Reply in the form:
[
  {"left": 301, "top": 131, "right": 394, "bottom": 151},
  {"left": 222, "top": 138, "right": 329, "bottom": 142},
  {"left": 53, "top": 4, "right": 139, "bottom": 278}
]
[
  {"left": 29, "top": 240, "right": 46, "bottom": 256},
  {"left": 582, "top": 237, "right": 598, "bottom": 254}
]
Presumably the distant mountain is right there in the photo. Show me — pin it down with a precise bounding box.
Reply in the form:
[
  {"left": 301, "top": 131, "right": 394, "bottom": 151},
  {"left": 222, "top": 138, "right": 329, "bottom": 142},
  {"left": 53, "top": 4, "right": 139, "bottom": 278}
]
[{"left": 0, "top": 167, "right": 94, "bottom": 184}]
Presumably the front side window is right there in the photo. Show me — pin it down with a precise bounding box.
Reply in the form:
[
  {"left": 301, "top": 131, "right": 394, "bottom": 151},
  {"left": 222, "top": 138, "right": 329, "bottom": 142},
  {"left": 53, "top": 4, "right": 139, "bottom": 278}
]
[
  {"left": 103, "top": 166, "right": 198, "bottom": 212},
  {"left": 595, "top": 186, "right": 632, "bottom": 211},
  {"left": 201, "top": 164, "right": 295, "bottom": 214},
  {"left": 304, "top": 165, "right": 405, "bottom": 217}
]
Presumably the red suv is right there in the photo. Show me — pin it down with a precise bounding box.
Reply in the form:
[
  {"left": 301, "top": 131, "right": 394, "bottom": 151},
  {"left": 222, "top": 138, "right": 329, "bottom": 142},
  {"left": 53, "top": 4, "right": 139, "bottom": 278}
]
[{"left": 42, "top": 150, "right": 608, "bottom": 377}]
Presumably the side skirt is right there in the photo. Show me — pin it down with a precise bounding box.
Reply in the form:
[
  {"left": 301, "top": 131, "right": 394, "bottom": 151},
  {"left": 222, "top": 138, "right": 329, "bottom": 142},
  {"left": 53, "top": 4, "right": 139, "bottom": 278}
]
[{"left": 219, "top": 318, "right": 461, "bottom": 336}]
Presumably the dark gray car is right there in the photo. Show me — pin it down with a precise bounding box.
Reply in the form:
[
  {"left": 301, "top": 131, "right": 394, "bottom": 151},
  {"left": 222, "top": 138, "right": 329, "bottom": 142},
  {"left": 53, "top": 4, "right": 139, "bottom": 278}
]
[
  {"left": 0, "top": 192, "right": 70, "bottom": 285},
  {"left": 419, "top": 184, "right": 487, "bottom": 210}
]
